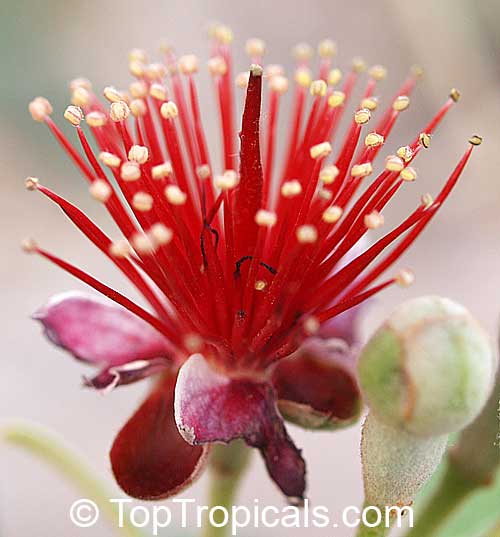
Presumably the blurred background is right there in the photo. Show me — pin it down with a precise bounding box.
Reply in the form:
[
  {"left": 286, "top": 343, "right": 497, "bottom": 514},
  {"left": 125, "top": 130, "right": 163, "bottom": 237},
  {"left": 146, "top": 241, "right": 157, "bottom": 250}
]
[{"left": 1, "top": 0, "right": 499, "bottom": 535}]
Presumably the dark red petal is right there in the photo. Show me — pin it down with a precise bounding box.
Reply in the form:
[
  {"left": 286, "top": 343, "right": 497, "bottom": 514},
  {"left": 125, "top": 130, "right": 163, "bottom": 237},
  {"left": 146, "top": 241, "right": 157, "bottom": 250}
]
[
  {"left": 175, "top": 354, "right": 306, "bottom": 502},
  {"left": 272, "top": 338, "right": 362, "bottom": 429},
  {"left": 33, "top": 292, "right": 170, "bottom": 367},
  {"left": 110, "top": 370, "right": 208, "bottom": 500}
]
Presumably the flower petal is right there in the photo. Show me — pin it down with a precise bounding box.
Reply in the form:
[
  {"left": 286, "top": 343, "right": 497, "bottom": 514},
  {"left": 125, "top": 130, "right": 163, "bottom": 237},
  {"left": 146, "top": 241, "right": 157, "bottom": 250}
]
[
  {"left": 272, "top": 338, "right": 362, "bottom": 430},
  {"left": 174, "top": 354, "right": 306, "bottom": 502},
  {"left": 33, "top": 291, "right": 171, "bottom": 367},
  {"left": 317, "top": 306, "right": 362, "bottom": 345},
  {"left": 110, "top": 370, "right": 208, "bottom": 500}
]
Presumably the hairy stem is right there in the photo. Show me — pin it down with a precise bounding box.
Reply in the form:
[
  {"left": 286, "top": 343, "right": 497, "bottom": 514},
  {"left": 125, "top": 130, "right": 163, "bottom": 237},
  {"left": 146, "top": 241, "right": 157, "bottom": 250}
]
[
  {"left": 203, "top": 440, "right": 251, "bottom": 537},
  {"left": 2, "top": 423, "right": 143, "bottom": 537},
  {"left": 405, "top": 461, "right": 475, "bottom": 537}
]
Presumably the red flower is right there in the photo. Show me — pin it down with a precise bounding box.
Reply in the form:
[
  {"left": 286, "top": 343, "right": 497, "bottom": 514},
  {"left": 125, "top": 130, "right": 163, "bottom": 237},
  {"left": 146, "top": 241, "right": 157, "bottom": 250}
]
[{"left": 25, "top": 28, "right": 480, "bottom": 503}]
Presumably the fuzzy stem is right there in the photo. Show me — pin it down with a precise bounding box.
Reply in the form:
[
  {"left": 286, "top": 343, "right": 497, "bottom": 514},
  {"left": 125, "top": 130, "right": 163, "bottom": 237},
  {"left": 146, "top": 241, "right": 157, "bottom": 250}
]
[
  {"left": 355, "top": 501, "right": 392, "bottom": 537},
  {"left": 203, "top": 440, "right": 251, "bottom": 537},
  {"left": 405, "top": 461, "right": 475, "bottom": 537},
  {"left": 2, "top": 423, "right": 143, "bottom": 537}
]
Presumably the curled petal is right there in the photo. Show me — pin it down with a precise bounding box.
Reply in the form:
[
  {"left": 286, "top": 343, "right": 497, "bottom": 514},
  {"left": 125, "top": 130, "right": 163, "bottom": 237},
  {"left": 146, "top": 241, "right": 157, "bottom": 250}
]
[
  {"left": 174, "top": 354, "right": 306, "bottom": 502},
  {"left": 110, "top": 370, "right": 208, "bottom": 500},
  {"left": 272, "top": 338, "right": 362, "bottom": 430},
  {"left": 33, "top": 291, "right": 171, "bottom": 368},
  {"left": 84, "top": 357, "right": 171, "bottom": 391}
]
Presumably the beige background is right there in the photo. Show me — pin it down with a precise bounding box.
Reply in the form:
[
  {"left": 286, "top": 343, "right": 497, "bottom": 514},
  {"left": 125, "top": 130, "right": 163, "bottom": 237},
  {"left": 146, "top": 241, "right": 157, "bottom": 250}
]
[{"left": 1, "top": 0, "right": 499, "bottom": 535}]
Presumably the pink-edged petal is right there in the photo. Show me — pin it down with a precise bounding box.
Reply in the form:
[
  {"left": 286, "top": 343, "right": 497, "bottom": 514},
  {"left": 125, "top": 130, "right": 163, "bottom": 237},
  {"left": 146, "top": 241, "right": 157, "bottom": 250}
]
[
  {"left": 84, "top": 357, "right": 171, "bottom": 391},
  {"left": 174, "top": 354, "right": 306, "bottom": 503},
  {"left": 272, "top": 338, "right": 362, "bottom": 430},
  {"left": 33, "top": 291, "right": 171, "bottom": 367},
  {"left": 110, "top": 370, "right": 209, "bottom": 500}
]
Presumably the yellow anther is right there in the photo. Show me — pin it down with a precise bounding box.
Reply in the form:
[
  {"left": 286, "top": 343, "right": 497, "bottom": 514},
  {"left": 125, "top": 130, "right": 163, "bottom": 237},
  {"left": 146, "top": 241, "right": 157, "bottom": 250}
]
[
  {"left": 322, "top": 205, "right": 343, "bottom": 224},
  {"left": 365, "top": 132, "right": 384, "bottom": 148},
  {"left": 328, "top": 91, "right": 345, "bottom": 108},
  {"left": 319, "top": 165, "right": 340, "bottom": 184},
  {"left": 310, "top": 142, "right": 332, "bottom": 159}
]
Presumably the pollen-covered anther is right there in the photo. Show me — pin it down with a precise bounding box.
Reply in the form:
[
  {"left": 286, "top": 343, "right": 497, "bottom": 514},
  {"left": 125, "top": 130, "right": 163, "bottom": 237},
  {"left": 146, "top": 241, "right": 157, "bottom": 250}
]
[
  {"left": 310, "top": 142, "right": 332, "bottom": 159},
  {"left": 245, "top": 38, "right": 266, "bottom": 58},
  {"left": 129, "top": 60, "right": 145, "bottom": 78},
  {"left": 215, "top": 170, "right": 239, "bottom": 190},
  {"left": 281, "top": 180, "right": 303, "bottom": 198},
  {"left": 328, "top": 68, "right": 342, "bottom": 86},
  {"left": 354, "top": 108, "right": 371, "bottom": 125},
  {"left": 364, "top": 210, "right": 385, "bottom": 229},
  {"left": 25, "top": 176, "right": 39, "bottom": 191},
  {"left": 419, "top": 133, "right": 431, "bottom": 148},
  {"left": 421, "top": 193, "right": 434, "bottom": 208},
  {"left": 303, "top": 316, "right": 320, "bottom": 335},
  {"left": 160, "top": 101, "right": 179, "bottom": 120},
  {"left": 450, "top": 88, "right": 461, "bottom": 102},
  {"left": 351, "top": 162, "right": 373, "bottom": 178},
  {"left": 361, "top": 97, "right": 379, "bottom": 111},
  {"left": 254, "top": 280, "right": 267, "bottom": 291},
  {"left": 21, "top": 238, "right": 38, "bottom": 253},
  {"left": 235, "top": 72, "right": 249, "bottom": 89},
  {"left": 99, "top": 151, "right": 121, "bottom": 169},
  {"left": 310, "top": 79, "right": 327, "bottom": 97},
  {"left": 131, "top": 233, "right": 155, "bottom": 255},
  {"left": 395, "top": 268, "right": 415, "bottom": 287},
  {"left": 207, "top": 56, "right": 227, "bottom": 77},
  {"left": 150, "top": 83, "right": 168, "bottom": 101},
  {"left": 196, "top": 165, "right": 211, "bottom": 180},
  {"left": 322, "top": 205, "right": 343, "bottom": 224},
  {"left": 178, "top": 55, "right": 199, "bottom": 75},
  {"left": 393, "top": 95, "right": 410, "bottom": 112},
  {"left": 292, "top": 42, "right": 313, "bottom": 62},
  {"left": 89, "top": 180, "right": 112, "bottom": 202},
  {"left": 149, "top": 223, "right": 173, "bottom": 246},
  {"left": 71, "top": 87, "right": 90, "bottom": 107},
  {"left": 184, "top": 333, "right": 203, "bottom": 353},
  {"left": 369, "top": 65, "right": 387, "bottom": 81},
  {"left": 69, "top": 77, "right": 92, "bottom": 92},
  {"left": 318, "top": 39, "right": 337, "bottom": 58},
  {"left": 213, "top": 24, "right": 234, "bottom": 45},
  {"left": 86, "top": 111, "right": 107, "bottom": 128},
  {"left": 145, "top": 63, "right": 167, "bottom": 81},
  {"left": 152, "top": 162, "right": 173, "bottom": 180},
  {"left": 29, "top": 97, "right": 53, "bottom": 121},
  {"left": 328, "top": 91, "right": 346, "bottom": 108},
  {"left": 269, "top": 75, "right": 289, "bottom": 94},
  {"left": 130, "top": 99, "right": 147, "bottom": 117},
  {"left": 129, "top": 48, "right": 148, "bottom": 63},
  {"left": 318, "top": 188, "right": 333, "bottom": 201},
  {"left": 120, "top": 161, "right": 141, "bottom": 182},
  {"left": 365, "top": 132, "right": 384, "bottom": 148},
  {"left": 319, "top": 165, "right": 340, "bottom": 184},
  {"left": 64, "top": 105, "right": 84, "bottom": 126},
  {"left": 255, "top": 209, "right": 277, "bottom": 228},
  {"left": 132, "top": 192, "right": 154, "bottom": 212},
  {"left": 296, "top": 225, "right": 318, "bottom": 244},
  {"left": 295, "top": 67, "right": 312, "bottom": 88},
  {"left": 400, "top": 167, "right": 417, "bottom": 182},
  {"left": 469, "top": 135, "right": 483, "bottom": 146},
  {"left": 352, "top": 57, "right": 367, "bottom": 72},
  {"left": 397, "top": 145, "right": 413, "bottom": 162},
  {"left": 108, "top": 239, "right": 131, "bottom": 258},
  {"left": 128, "top": 145, "right": 149, "bottom": 164},
  {"left": 250, "top": 64, "right": 264, "bottom": 77},
  {"left": 165, "top": 185, "right": 187, "bottom": 206},
  {"left": 103, "top": 86, "right": 124, "bottom": 103},
  {"left": 129, "top": 81, "right": 148, "bottom": 99},
  {"left": 385, "top": 155, "right": 405, "bottom": 172},
  {"left": 110, "top": 101, "right": 130, "bottom": 122}
]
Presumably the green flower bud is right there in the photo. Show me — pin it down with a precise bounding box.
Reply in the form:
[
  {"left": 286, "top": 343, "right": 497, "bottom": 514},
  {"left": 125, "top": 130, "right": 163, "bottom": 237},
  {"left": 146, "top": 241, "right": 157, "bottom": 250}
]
[{"left": 358, "top": 296, "right": 497, "bottom": 437}]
